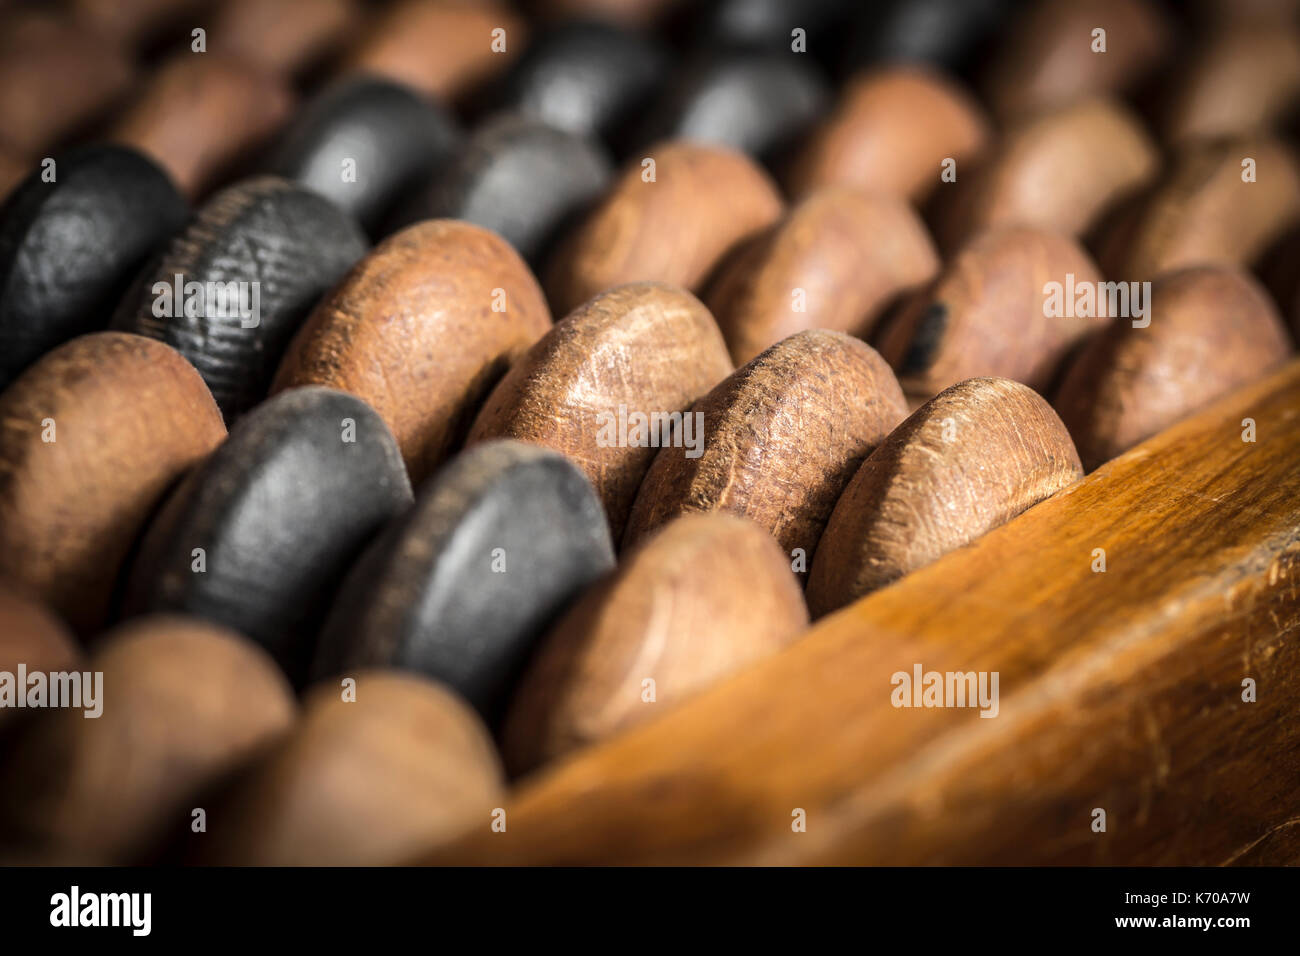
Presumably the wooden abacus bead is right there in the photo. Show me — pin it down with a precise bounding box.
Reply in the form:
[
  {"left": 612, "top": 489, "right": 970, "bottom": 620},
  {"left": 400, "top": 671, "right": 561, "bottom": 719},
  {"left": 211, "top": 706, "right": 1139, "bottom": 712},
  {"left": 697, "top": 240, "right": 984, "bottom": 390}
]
[
  {"left": 209, "top": 0, "right": 360, "bottom": 76},
  {"left": 0, "top": 333, "right": 226, "bottom": 635},
  {"left": 124, "top": 388, "right": 413, "bottom": 685},
  {"left": 0, "top": 583, "right": 79, "bottom": 734},
  {"left": 107, "top": 53, "right": 294, "bottom": 199},
  {"left": 785, "top": 66, "right": 990, "bottom": 205},
  {"left": 70, "top": 0, "right": 204, "bottom": 48},
  {"left": 479, "top": 18, "right": 668, "bottom": 148},
  {"left": 0, "top": 11, "right": 135, "bottom": 154},
  {"left": 1162, "top": 24, "right": 1300, "bottom": 144},
  {"left": 504, "top": 512, "right": 807, "bottom": 774},
  {"left": 681, "top": 0, "right": 850, "bottom": 57},
  {"left": 806, "top": 378, "right": 1082, "bottom": 617},
  {"left": 311, "top": 441, "right": 615, "bottom": 721},
  {"left": 876, "top": 226, "right": 1108, "bottom": 400},
  {"left": 623, "top": 330, "right": 906, "bottom": 564},
  {"left": 0, "top": 616, "right": 294, "bottom": 865},
  {"left": 197, "top": 672, "right": 502, "bottom": 866},
  {"left": 467, "top": 283, "right": 734, "bottom": 539},
  {"left": 841, "top": 0, "right": 1014, "bottom": 75},
  {"left": 982, "top": 0, "right": 1170, "bottom": 121},
  {"left": 938, "top": 98, "right": 1158, "bottom": 251},
  {"left": 339, "top": 0, "right": 526, "bottom": 103},
  {"left": 273, "top": 220, "right": 551, "bottom": 483},
  {"left": 0, "top": 145, "right": 188, "bottom": 390},
  {"left": 265, "top": 76, "right": 462, "bottom": 235},
  {"left": 704, "top": 187, "right": 939, "bottom": 364},
  {"left": 112, "top": 177, "right": 367, "bottom": 422},
  {"left": 544, "top": 142, "right": 783, "bottom": 316},
  {"left": 635, "top": 54, "right": 831, "bottom": 167},
  {"left": 1097, "top": 137, "right": 1300, "bottom": 279},
  {"left": 1054, "top": 266, "right": 1293, "bottom": 470},
  {"left": 395, "top": 114, "right": 612, "bottom": 270}
]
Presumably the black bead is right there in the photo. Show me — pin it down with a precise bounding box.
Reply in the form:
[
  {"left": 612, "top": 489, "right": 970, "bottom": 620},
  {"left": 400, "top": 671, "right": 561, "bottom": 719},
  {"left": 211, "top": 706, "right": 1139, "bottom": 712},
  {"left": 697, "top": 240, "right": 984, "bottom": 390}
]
[
  {"left": 842, "top": 0, "right": 1017, "bottom": 77},
  {"left": 265, "top": 76, "right": 462, "bottom": 236},
  {"left": 112, "top": 176, "right": 368, "bottom": 421},
  {"left": 312, "top": 439, "right": 616, "bottom": 723},
  {"left": 123, "top": 386, "right": 413, "bottom": 686},
  {"left": 0, "top": 145, "right": 187, "bottom": 390},
  {"left": 393, "top": 114, "right": 612, "bottom": 271}
]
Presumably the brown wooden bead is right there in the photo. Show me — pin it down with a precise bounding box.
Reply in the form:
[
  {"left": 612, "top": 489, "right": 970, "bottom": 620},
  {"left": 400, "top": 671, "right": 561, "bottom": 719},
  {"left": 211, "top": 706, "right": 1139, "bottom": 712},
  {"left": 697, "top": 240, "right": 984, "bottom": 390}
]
[
  {"left": 704, "top": 187, "right": 940, "bottom": 365},
  {"left": 544, "top": 142, "right": 783, "bottom": 317},
  {"left": 70, "top": 0, "right": 204, "bottom": 47},
  {"left": 1162, "top": 24, "right": 1300, "bottom": 144},
  {"left": 0, "top": 583, "right": 79, "bottom": 735},
  {"left": 273, "top": 220, "right": 552, "bottom": 484},
  {"left": 877, "top": 227, "right": 1108, "bottom": 401},
  {"left": 0, "top": 11, "right": 135, "bottom": 154},
  {"left": 623, "top": 330, "right": 907, "bottom": 566},
  {"left": 0, "top": 616, "right": 295, "bottom": 865},
  {"left": 1096, "top": 137, "right": 1300, "bottom": 280},
  {"left": 339, "top": 0, "right": 526, "bottom": 102},
  {"left": 209, "top": 0, "right": 360, "bottom": 75},
  {"left": 983, "top": 0, "right": 1169, "bottom": 121},
  {"left": 786, "top": 66, "right": 989, "bottom": 205},
  {"left": 807, "top": 377, "right": 1083, "bottom": 617},
  {"left": 0, "top": 333, "right": 226, "bottom": 636},
  {"left": 1054, "top": 266, "right": 1293, "bottom": 470},
  {"left": 503, "top": 512, "right": 808, "bottom": 775},
  {"left": 107, "top": 53, "right": 294, "bottom": 198},
  {"left": 197, "top": 672, "right": 503, "bottom": 865},
  {"left": 467, "top": 282, "right": 733, "bottom": 540},
  {"left": 939, "top": 98, "right": 1158, "bottom": 251}
]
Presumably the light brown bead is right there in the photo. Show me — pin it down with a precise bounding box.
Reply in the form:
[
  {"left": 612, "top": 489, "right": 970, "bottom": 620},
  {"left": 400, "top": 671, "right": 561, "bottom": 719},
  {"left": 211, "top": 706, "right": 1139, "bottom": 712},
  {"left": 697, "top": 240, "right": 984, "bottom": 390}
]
[
  {"left": 0, "top": 584, "right": 79, "bottom": 734},
  {"left": 198, "top": 672, "right": 503, "bottom": 866},
  {"left": 545, "top": 142, "right": 783, "bottom": 316},
  {"left": 273, "top": 220, "right": 552, "bottom": 484},
  {"left": 0, "top": 616, "right": 295, "bottom": 864},
  {"left": 807, "top": 377, "right": 1082, "bottom": 617},
  {"left": 705, "top": 187, "right": 939, "bottom": 364},
  {"left": 467, "top": 282, "right": 734, "bottom": 540},
  {"left": 0, "top": 333, "right": 226, "bottom": 635},
  {"left": 1054, "top": 266, "right": 1294, "bottom": 470},
  {"left": 623, "top": 330, "right": 907, "bottom": 566},
  {"left": 503, "top": 513, "right": 807, "bottom": 775},
  {"left": 209, "top": 0, "right": 360, "bottom": 75}
]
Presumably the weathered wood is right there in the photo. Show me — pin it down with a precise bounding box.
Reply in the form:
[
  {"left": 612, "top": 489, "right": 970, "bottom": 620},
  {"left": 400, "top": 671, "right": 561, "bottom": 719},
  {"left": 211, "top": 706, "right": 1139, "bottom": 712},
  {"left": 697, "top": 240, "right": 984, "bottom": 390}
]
[{"left": 425, "top": 358, "right": 1300, "bottom": 865}]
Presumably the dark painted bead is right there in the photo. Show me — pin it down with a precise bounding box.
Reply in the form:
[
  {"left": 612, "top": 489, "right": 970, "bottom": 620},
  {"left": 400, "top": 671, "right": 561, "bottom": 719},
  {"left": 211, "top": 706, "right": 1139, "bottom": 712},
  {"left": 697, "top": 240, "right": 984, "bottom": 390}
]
[
  {"left": 678, "top": 0, "right": 853, "bottom": 61},
  {"left": 112, "top": 176, "right": 368, "bottom": 421},
  {"left": 394, "top": 114, "right": 612, "bottom": 270},
  {"left": 312, "top": 439, "right": 616, "bottom": 722},
  {"left": 123, "top": 386, "right": 413, "bottom": 685},
  {"left": 475, "top": 19, "right": 668, "bottom": 150},
  {"left": 265, "top": 76, "right": 462, "bottom": 235},
  {"left": 0, "top": 145, "right": 187, "bottom": 390},
  {"left": 636, "top": 54, "right": 831, "bottom": 166},
  {"left": 841, "top": 0, "right": 1017, "bottom": 76}
]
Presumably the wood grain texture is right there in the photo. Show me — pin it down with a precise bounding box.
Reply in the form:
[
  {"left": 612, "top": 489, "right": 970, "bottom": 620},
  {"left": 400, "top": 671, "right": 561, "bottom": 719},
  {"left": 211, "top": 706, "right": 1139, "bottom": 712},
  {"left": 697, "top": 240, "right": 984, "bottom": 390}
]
[
  {"left": 108, "top": 53, "right": 294, "bottom": 199},
  {"left": 0, "top": 333, "right": 226, "bottom": 635},
  {"left": 423, "top": 357, "right": 1300, "bottom": 866},
  {"left": 786, "top": 66, "right": 989, "bottom": 204},
  {"left": 503, "top": 513, "right": 808, "bottom": 775},
  {"left": 982, "top": 0, "right": 1169, "bottom": 120},
  {"left": 544, "top": 142, "right": 783, "bottom": 316},
  {"left": 1055, "top": 266, "right": 1294, "bottom": 470},
  {"left": 1162, "top": 24, "right": 1300, "bottom": 144},
  {"left": 339, "top": 0, "right": 526, "bottom": 102},
  {"left": 0, "top": 616, "right": 295, "bottom": 865},
  {"left": 939, "top": 98, "right": 1158, "bottom": 251},
  {"left": 704, "top": 187, "right": 939, "bottom": 364},
  {"left": 197, "top": 672, "right": 503, "bottom": 866},
  {"left": 273, "top": 220, "right": 551, "bottom": 484},
  {"left": 808, "top": 377, "right": 1083, "bottom": 617},
  {"left": 624, "top": 330, "right": 907, "bottom": 566},
  {"left": 1097, "top": 137, "right": 1300, "bottom": 280},
  {"left": 877, "top": 227, "right": 1107, "bottom": 399},
  {"left": 467, "top": 282, "right": 733, "bottom": 540}
]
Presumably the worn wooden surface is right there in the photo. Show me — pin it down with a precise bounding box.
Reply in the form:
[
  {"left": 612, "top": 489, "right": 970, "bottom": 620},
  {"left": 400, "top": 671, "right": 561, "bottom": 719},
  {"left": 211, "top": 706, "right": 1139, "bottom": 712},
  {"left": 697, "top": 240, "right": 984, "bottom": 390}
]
[{"left": 425, "top": 357, "right": 1300, "bottom": 865}]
